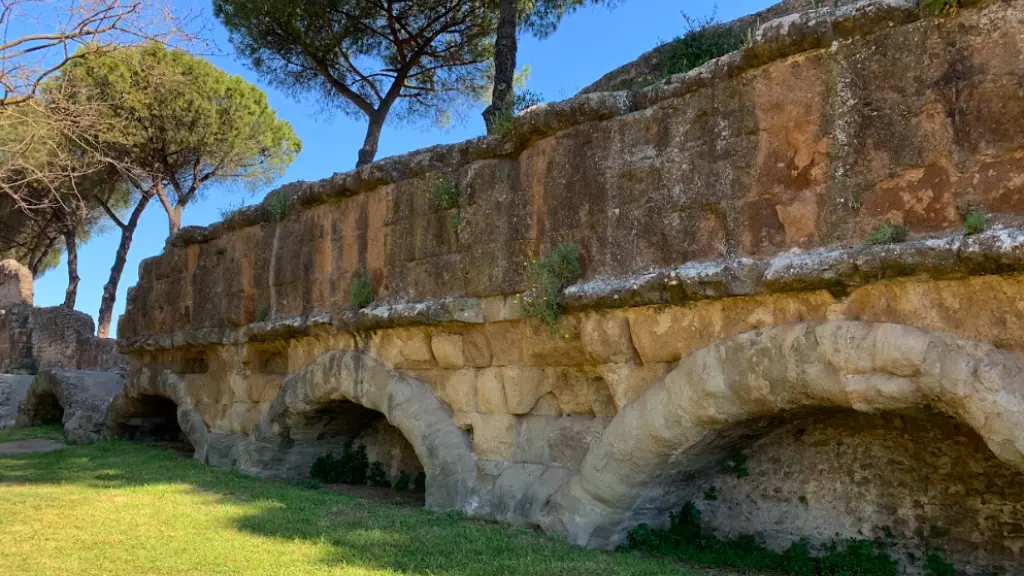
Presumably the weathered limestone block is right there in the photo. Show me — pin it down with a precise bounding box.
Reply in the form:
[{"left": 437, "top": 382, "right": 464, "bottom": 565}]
[
  {"left": 502, "top": 366, "right": 550, "bottom": 414},
  {"left": 475, "top": 368, "right": 508, "bottom": 414},
  {"left": 0, "top": 260, "right": 32, "bottom": 307},
  {"left": 0, "top": 374, "right": 33, "bottom": 429},
  {"left": 580, "top": 311, "right": 638, "bottom": 364},
  {"left": 370, "top": 328, "right": 435, "bottom": 369},
  {"left": 431, "top": 333, "right": 466, "bottom": 368},
  {"left": 17, "top": 370, "right": 124, "bottom": 444},
  {"left": 595, "top": 363, "right": 671, "bottom": 410}
]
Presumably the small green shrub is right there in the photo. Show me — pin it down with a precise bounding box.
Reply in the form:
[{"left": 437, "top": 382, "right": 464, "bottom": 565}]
[
  {"left": 703, "top": 486, "right": 719, "bottom": 501},
  {"left": 427, "top": 172, "right": 460, "bottom": 211},
  {"left": 963, "top": 211, "right": 987, "bottom": 236},
  {"left": 254, "top": 303, "right": 271, "bottom": 323},
  {"left": 625, "top": 502, "right": 900, "bottom": 575},
  {"left": 662, "top": 10, "right": 746, "bottom": 79},
  {"left": 924, "top": 0, "right": 960, "bottom": 15},
  {"left": 218, "top": 201, "right": 245, "bottom": 221},
  {"left": 367, "top": 462, "right": 390, "bottom": 488},
  {"left": 521, "top": 243, "right": 583, "bottom": 329},
  {"left": 310, "top": 443, "right": 369, "bottom": 485},
  {"left": 414, "top": 471, "right": 426, "bottom": 492},
  {"left": 265, "top": 190, "right": 290, "bottom": 222},
  {"left": 351, "top": 273, "right": 374, "bottom": 309},
  {"left": 491, "top": 89, "right": 546, "bottom": 139},
  {"left": 394, "top": 472, "right": 411, "bottom": 492},
  {"left": 924, "top": 551, "right": 957, "bottom": 576},
  {"left": 863, "top": 222, "right": 910, "bottom": 246},
  {"left": 723, "top": 452, "right": 750, "bottom": 479}
]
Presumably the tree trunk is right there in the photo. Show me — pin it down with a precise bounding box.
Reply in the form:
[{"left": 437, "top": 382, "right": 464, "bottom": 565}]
[
  {"left": 97, "top": 194, "right": 151, "bottom": 338},
  {"left": 62, "top": 226, "right": 79, "bottom": 309},
  {"left": 357, "top": 112, "right": 387, "bottom": 167},
  {"left": 167, "top": 205, "right": 182, "bottom": 237},
  {"left": 483, "top": 0, "right": 518, "bottom": 134}
]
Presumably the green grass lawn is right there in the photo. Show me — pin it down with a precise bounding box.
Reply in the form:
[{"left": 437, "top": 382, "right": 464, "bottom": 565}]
[{"left": 0, "top": 428, "right": 720, "bottom": 576}]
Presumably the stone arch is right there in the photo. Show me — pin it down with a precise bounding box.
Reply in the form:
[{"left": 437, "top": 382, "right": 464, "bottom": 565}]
[
  {"left": 238, "top": 349, "right": 477, "bottom": 511},
  {"left": 551, "top": 321, "right": 1024, "bottom": 549},
  {"left": 106, "top": 364, "right": 210, "bottom": 460},
  {"left": 17, "top": 370, "right": 123, "bottom": 444}
]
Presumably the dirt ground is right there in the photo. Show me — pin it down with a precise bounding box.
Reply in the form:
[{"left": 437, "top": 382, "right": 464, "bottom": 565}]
[{"left": 0, "top": 439, "right": 65, "bottom": 455}]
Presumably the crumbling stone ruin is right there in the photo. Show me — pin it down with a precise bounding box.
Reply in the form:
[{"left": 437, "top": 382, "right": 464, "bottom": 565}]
[
  {"left": 1, "top": 0, "right": 1020, "bottom": 573},
  {"left": 0, "top": 259, "right": 127, "bottom": 441}
]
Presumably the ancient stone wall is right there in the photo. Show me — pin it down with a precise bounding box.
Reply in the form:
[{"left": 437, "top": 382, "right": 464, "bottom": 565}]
[
  {"left": 112, "top": 2, "right": 1024, "bottom": 574},
  {"left": 0, "top": 305, "right": 126, "bottom": 375},
  {"left": 0, "top": 260, "right": 32, "bottom": 308}
]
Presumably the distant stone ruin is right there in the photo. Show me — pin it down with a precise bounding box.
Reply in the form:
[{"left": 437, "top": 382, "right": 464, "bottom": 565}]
[
  {"left": 0, "top": 261, "right": 127, "bottom": 443},
  {"left": 95, "top": 0, "right": 1024, "bottom": 573}
]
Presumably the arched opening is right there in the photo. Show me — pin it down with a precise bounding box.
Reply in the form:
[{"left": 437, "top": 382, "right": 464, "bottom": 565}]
[
  {"left": 24, "top": 392, "right": 64, "bottom": 426},
  {"left": 113, "top": 395, "right": 193, "bottom": 457},
  {"left": 293, "top": 400, "right": 426, "bottom": 504},
  {"left": 623, "top": 408, "right": 1024, "bottom": 573}
]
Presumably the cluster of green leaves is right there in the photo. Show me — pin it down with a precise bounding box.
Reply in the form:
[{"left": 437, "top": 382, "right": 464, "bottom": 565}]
[
  {"left": 351, "top": 273, "right": 375, "bottom": 309},
  {"left": 963, "top": 211, "right": 987, "bottom": 236},
  {"left": 309, "top": 444, "right": 426, "bottom": 493},
  {"left": 924, "top": 552, "right": 957, "bottom": 576},
  {"left": 626, "top": 502, "right": 901, "bottom": 576},
  {"left": 310, "top": 443, "right": 370, "bottom": 485},
  {"left": 521, "top": 242, "right": 582, "bottom": 328},
  {"left": 264, "top": 190, "right": 291, "bottom": 222},
  {"left": 863, "top": 222, "right": 909, "bottom": 246},
  {"left": 490, "top": 89, "right": 546, "bottom": 139},
  {"left": 662, "top": 12, "right": 747, "bottom": 79},
  {"left": 255, "top": 303, "right": 271, "bottom": 323},
  {"left": 722, "top": 452, "right": 749, "bottom": 479},
  {"left": 427, "top": 173, "right": 460, "bottom": 211},
  {"left": 924, "top": 0, "right": 960, "bottom": 15}
]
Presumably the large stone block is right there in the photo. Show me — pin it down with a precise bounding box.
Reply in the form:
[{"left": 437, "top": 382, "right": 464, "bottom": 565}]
[{"left": 0, "top": 260, "right": 32, "bottom": 307}]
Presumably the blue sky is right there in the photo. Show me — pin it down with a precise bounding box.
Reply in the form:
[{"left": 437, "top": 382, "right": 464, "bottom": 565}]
[{"left": 32, "top": 0, "right": 773, "bottom": 336}]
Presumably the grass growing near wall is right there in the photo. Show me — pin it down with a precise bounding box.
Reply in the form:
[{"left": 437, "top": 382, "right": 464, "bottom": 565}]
[
  {"left": 0, "top": 436, "right": 727, "bottom": 576},
  {"left": 626, "top": 503, "right": 902, "bottom": 575},
  {"left": 0, "top": 424, "right": 63, "bottom": 443},
  {"left": 863, "top": 222, "right": 909, "bottom": 246}
]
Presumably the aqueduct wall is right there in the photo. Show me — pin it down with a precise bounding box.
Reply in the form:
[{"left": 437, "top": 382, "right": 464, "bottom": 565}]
[{"left": 111, "top": 1, "right": 1024, "bottom": 573}]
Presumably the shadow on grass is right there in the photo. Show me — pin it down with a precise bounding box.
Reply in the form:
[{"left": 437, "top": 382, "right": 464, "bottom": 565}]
[{"left": 0, "top": 440, "right": 710, "bottom": 576}]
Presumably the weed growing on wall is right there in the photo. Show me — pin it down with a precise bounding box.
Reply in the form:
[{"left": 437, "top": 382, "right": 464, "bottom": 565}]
[
  {"left": 490, "top": 90, "right": 545, "bottom": 139},
  {"left": 963, "top": 211, "right": 987, "bottom": 236},
  {"left": 723, "top": 452, "right": 750, "bottom": 479},
  {"left": 625, "top": 502, "right": 902, "bottom": 575},
  {"left": 265, "top": 190, "right": 291, "bottom": 222},
  {"left": 924, "top": 551, "right": 956, "bottom": 576},
  {"left": 863, "top": 222, "right": 909, "bottom": 246},
  {"left": 351, "top": 273, "right": 374, "bottom": 309},
  {"left": 521, "top": 243, "right": 582, "bottom": 329},
  {"left": 255, "top": 303, "right": 271, "bottom": 323},
  {"left": 426, "top": 172, "right": 460, "bottom": 211},
  {"left": 924, "top": 0, "right": 960, "bottom": 15},
  {"left": 662, "top": 10, "right": 746, "bottom": 79}
]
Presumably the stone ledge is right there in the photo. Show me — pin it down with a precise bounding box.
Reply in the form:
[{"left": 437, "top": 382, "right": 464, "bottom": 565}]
[
  {"left": 163, "top": 0, "right": 929, "bottom": 252},
  {"left": 120, "top": 225, "right": 1024, "bottom": 353},
  {"left": 564, "top": 226, "right": 1024, "bottom": 309},
  {"left": 119, "top": 297, "right": 484, "bottom": 352}
]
